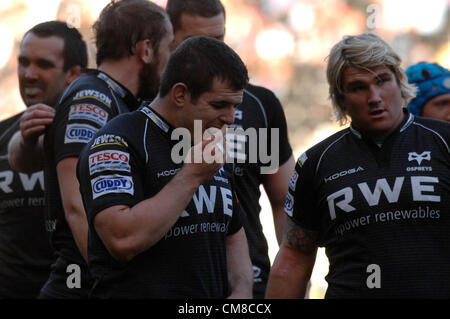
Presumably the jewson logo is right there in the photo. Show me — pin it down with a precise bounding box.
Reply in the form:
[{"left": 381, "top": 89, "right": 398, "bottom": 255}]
[
  {"left": 64, "top": 123, "right": 97, "bottom": 144},
  {"left": 91, "top": 174, "right": 134, "bottom": 199},
  {"left": 91, "top": 134, "right": 128, "bottom": 149},
  {"left": 73, "top": 89, "right": 112, "bottom": 107},
  {"left": 89, "top": 150, "right": 130, "bottom": 175},
  {"left": 169, "top": 120, "right": 280, "bottom": 174}
]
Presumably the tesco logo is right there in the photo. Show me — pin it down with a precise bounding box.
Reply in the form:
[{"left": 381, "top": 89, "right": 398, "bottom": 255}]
[
  {"left": 90, "top": 150, "right": 129, "bottom": 164},
  {"left": 72, "top": 104, "right": 107, "bottom": 118},
  {"left": 89, "top": 150, "right": 131, "bottom": 175},
  {"left": 69, "top": 104, "right": 109, "bottom": 126}
]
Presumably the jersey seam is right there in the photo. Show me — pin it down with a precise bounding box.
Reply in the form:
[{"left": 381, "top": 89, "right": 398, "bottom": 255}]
[
  {"left": 143, "top": 119, "right": 149, "bottom": 165},
  {"left": 243, "top": 89, "right": 268, "bottom": 128},
  {"left": 411, "top": 122, "right": 450, "bottom": 154},
  {"left": 315, "top": 131, "right": 350, "bottom": 174}
]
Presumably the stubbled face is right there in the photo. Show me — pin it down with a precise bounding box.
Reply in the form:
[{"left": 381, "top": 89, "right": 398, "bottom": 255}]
[
  {"left": 422, "top": 93, "right": 450, "bottom": 122},
  {"left": 183, "top": 77, "right": 243, "bottom": 140},
  {"left": 172, "top": 12, "right": 225, "bottom": 49},
  {"left": 340, "top": 65, "right": 405, "bottom": 139},
  {"left": 138, "top": 18, "right": 174, "bottom": 100},
  {"left": 18, "top": 33, "right": 69, "bottom": 107}
]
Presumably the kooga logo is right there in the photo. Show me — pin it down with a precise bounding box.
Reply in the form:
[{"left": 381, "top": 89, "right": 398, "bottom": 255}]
[
  {"left": 91, "top": 174, "right": 134, "bottom": 199},
  {"left": 324, "top": 166, "right": 364, "bottom": 183},
  {"left": 157, "top": 168, "right": 181, "bottom": 178}
]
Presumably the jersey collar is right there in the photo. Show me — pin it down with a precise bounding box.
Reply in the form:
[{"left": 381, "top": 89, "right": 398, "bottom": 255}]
[
  {"left": 87, "top": 69, "right": 141, "bottom": 111},
  {"left": 139, "top": 105, "right": 174, "bottom": 137}
]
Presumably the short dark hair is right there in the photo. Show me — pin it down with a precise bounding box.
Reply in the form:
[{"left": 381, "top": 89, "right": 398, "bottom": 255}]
[
  {"left": 166, "top": 0, "right": 225, "bottom": 31},
  {"left": 25, "top": 20, "right": 87, "bottom": 71},
  {"left": 93, "top": 0, "right": 169, "bottom": 66},
  {"left": 159, "top": 36, "right": 248, "bottom": 102}
]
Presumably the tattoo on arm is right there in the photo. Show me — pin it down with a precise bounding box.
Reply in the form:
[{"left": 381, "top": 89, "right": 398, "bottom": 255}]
[{"left": 285, "top": 217, "right": 318, "bottom": 254}]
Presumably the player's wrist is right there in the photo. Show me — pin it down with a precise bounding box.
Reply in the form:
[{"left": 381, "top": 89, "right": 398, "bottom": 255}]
[
  {"left": 20, "top": 132, "right": 39, "bottom": 151},
  {"left": 175, "top": 166, "right": 205, "bottom": 190}
]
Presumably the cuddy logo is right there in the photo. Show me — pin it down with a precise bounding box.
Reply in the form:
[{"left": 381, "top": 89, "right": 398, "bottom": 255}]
[
  {"left": 408, "top": 151, "right": 431, "bottom": 165},
  {"left": 64, "top": 123, "right": 97, "bottom": 144},
  {"left": 91, "top": 174, "right": 134, "bottom": 199},
  {"left": 89, "top": 150, "right": 130, "bottom": 175},
  {"left": 289, "top": 171, "right": 298, "bottom": 191},
  {"left": 284, "top": 192, "right": 294, "bottom": 216},
  {"left": 69, "top": 104, "right": 109, "bottom": 127}
]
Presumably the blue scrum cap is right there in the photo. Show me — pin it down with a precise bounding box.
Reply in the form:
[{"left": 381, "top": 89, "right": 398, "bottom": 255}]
[{"left": 406, "top": 62, "right": 450, "bottom": 116}]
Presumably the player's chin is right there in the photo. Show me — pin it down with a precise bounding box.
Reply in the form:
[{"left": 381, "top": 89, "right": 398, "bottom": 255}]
[
  {"left": 23, "top": 96, "right": 42, "bottom": 106},
  {"left": 366, "top": 121, "right": 396, "bottom": 137},
  {"left": 206, "top": 124, "right": 226, "bottom": 134}
]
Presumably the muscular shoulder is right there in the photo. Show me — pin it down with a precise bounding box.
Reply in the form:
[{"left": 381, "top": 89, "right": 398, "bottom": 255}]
[
  {"left": 245, "top": 83, "right": 278, "bottom": 102},
  {"left": 0, "top": 112, "right": 22, "bottom": 132},
  {"left": 59, "top": 72, "right": 112, "bottom": 109},
  {"left": 90, "top": 110, "right": 146, "bottom": 146},
  {"left": 411, "top": 116, "right": 450, "bottom": 140},
  {"left": 243, "top": 83, "right": 283, "bottom": 115},
  {"left": 301, "top": 128, "right": 351, "bottom": 169}
]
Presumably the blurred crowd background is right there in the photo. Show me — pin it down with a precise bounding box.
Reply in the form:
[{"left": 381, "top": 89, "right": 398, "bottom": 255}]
[{"left": 0, "top": 0, "right": 449, "bottom": 298}]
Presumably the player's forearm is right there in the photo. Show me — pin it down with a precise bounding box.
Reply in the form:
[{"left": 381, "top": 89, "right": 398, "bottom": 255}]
[
  {"left": 265, "top": 244, "right": 315, "bottom": 299},
  {"left": 65, "top": 205, "right": 89, "bottom": 262},
  {"left": 226, "top": 228, "right": 253, "bottom": 299},
  {"left": 273, "top": 207, "right": 286, "bottom": 245},
  {"left": 7, "top": 131, "right": 44, "bottom": 173},
  {"left": 57, "top": 158, "right": 88, "bottom": 262},
  {"left": 265, "top": 155, "right": 295, "bottom": 245},
  {"left": 96, "top": 167, "right": 204, "bottom": 263}
]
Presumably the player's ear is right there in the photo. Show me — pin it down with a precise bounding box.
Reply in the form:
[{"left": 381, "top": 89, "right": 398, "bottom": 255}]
[
  {"left": 171, "top": 82, "right": 189, "bottom": 108},
  {"left": 65, "top": 65, "right": 82, "bottom": 86},
  {"left": 136, "top": 39, "right": 154, "bottom": 64},
  {"left": 337, "top": 94, "right": 347, "bottom": 113}
]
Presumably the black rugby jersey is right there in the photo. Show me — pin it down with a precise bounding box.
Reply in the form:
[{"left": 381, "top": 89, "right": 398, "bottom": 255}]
[
  {"left": 0, "top": 113, "right": 54, "bottom": 298},
  {"left": 287, "top": 110, "right": 450, "bottom": 298},
  {"left": 229, "top": 84, "right": 292, "bottom": 297},
  {"left": 77, "top": 106, "right": 243, "bottom": 298},
  {"left": 42, "top": 69, "right": 140, "bottom": 298}
]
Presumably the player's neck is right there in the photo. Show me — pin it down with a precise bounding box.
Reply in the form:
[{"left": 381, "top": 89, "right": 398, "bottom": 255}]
[
  {"left": 98, "top": 58, "right": 140, "bottom": 97},
  {"left": 148, "top": 97, "right": 177, "bottom": 128}
]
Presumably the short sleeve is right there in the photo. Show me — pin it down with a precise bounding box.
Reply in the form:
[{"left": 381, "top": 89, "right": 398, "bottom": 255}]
[
  {"left": 226, "top": 190, "right": 244, "bottom": 235},
  {"left": 284, "top": 151, "right": 320, "bottom": 231},
  {"left": 53, "top": 85, "right": 117, "bottom": 164},
  {"left": 77, "top": 129, "right": 145, "bottom": 224}
]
